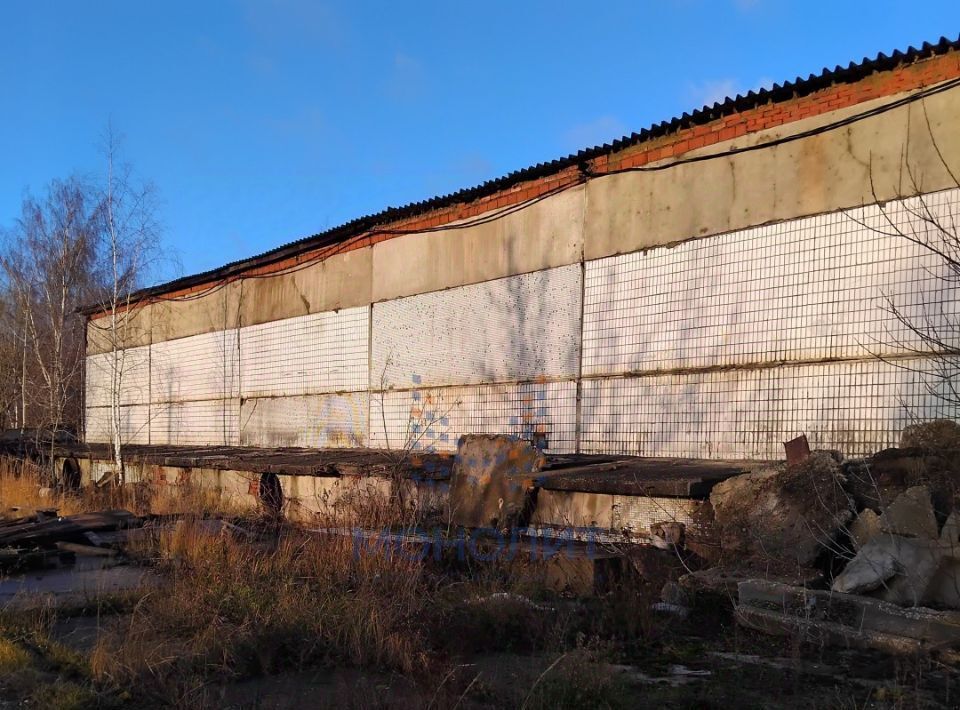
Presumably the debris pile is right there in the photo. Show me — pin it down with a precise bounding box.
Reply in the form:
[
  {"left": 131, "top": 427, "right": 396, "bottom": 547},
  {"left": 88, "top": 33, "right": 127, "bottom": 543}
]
[
  {"left": 0, "top": 509, "right": 141, "bottom": 571},
  {"left": 676, "top": 421, "right": 960, "bottom": 653}
]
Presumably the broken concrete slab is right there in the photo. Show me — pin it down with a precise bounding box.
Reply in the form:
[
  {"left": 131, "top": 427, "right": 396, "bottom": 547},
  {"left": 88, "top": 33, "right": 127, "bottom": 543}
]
[
  {"left": 447, "top": 435, "right": 544, "bottom": 529},
  {"left": 833, "top": 535, "right": 951, "bottom": 605},
  {"left": 940, "top": 511, "right": 960, "bottom": 546},
  {"left": 846, "top": 448, "right": 960, "bottom": 516},
  {"left": 848, "top": 509, "right": 881, "bottom": 551},
  {"left": 832, "top": 538, "right": 900, "bottom": 595},
  {"left": 879, "top": 486, "right": 938, "bottom": 539},
  {"left": 737, "top": 579, "right": 960, "bottom": 654},
  {"left": 709, "top": 452, "right": 852, "bottom": 567}
]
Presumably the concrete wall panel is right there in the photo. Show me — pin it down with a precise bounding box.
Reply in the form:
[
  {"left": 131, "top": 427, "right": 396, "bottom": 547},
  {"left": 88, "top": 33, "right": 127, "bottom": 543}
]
[
  {"left": 239, "top": 248, "right": 373, "bottom": 327},
  {"left": 240, "top": 306, "right": 369, "bottom": 398},
  {"left": 151, "top": 330, "right": 239, "bottom": 403},
  {"left": 369, "top": 380, "right": 577, "bottom": 454},
  {"left": 580, "top": 356, "right": 955, "bottom": 459},
  {"left": 370, "top": 184, "right": 585, "bottom": 304},
  {"left": 150, "top": 399, "right": 240, "bottom": 446},
  {"left": 583, "top": 189, "right": 960, "bottom": 375},
  {"left": 85, "top": 345, "right": 151, "bottom": 408},
  {"left": 239, "top": 393, "right": 368, "bottom": 448},
  {"left": 583, "top": 86, "right": 960, "bottom": 261},
  {"left": 85, "top": 404, "right": 150, "bottom": 445},
  {"left": 372, "top": 266, "right": 581, "bottom": 389}
]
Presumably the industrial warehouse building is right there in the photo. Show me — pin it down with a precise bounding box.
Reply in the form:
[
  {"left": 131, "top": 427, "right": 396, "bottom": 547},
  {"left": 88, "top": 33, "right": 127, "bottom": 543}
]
[{"left": 83, "top": 38, "right": 960, "bottom": 462}]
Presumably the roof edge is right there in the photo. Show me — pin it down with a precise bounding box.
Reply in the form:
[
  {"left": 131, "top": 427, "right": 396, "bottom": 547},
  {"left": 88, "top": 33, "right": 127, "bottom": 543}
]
[{"left": 81, "top": 34, "right": 960, "bottom": 315}]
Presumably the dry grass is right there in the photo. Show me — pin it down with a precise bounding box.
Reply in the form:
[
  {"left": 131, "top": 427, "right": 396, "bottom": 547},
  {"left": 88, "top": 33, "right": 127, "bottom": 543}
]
[
  {"left": 6, "top": 456, "right": 939, "bottom": 709},
  {"left": 91, "top": 520, "right": 436, "bottom": 695}
]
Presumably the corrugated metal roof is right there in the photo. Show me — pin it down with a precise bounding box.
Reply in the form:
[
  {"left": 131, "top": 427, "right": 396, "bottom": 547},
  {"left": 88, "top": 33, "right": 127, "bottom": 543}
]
[{"left": 101, "top": 35, "right": 960, "bottom": 307}]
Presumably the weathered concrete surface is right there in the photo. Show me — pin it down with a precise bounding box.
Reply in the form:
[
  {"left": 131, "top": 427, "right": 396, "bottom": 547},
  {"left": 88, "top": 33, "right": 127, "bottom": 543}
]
[
  {"left": 86, "top": 305, "right": 153, "bottom": 353},
  {"left": 447, "top": 435, "right": 544, "bottom": 529},
  {"left": 709, "top": 452, "right": 852, "bottom": 567},
  {"left": 737, "top": 579, "right": 960, "bottom": 654},
  {"left": 941, "top": 511, "right": 960, "bottom": 546},
  {"left": 240, "top": 248, "right": 373, "bottom": 328},
  {"left": 845, "top": 447, "right": 960, "bottom": 517},
  {"left": 371, "top": 184, "right": 585, "bottom": 304},
  {"left": 584, "top": 86, "right": 960, "bottom": 261},
  {"left": 832, "top": 536, "right": 943, "bottom": 601},
  {"left": 879, "top": 485, "right": 939, "bottom": 539},
  {"left": 529, "top": 489, "right": 700, "bottom": 539}
]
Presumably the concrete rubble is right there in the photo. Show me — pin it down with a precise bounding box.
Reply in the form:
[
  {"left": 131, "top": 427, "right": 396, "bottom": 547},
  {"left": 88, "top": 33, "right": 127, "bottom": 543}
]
[
  {"left": 676, "top": 420, "right": 960, "bottom": 654},
  {"left": 708, "top": 451, "right": 852, "bottom": 567}
]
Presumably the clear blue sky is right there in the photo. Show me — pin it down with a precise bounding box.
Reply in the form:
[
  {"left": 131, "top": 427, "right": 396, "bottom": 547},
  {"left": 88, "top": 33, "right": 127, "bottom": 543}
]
[{"left": 1, "top": 1, "right": 958, "bottom": 283}]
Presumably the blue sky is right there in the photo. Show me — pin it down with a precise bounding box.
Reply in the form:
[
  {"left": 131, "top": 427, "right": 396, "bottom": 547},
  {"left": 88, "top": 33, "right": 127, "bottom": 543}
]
[{"left": 1, "top": 1, "right": 958, "bottom": 283}]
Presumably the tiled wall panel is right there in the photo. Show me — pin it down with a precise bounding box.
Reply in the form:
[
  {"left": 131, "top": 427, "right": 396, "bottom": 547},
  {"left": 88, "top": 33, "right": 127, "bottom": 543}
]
[
  {"left": 583, "top": 190, "right": 960, "bottom": 376},
  {"left": 84, "top": 405, "right": 150, "bottom": 445},
  {"left": 239, "top": 393, "right": 368, "bottom": 448},
  {"left": 151, "top": 331, "right": 238, "bottom": 403},
  {"left": 372, "top": 266, "right": 582, "bottom": 389},
  {"left": 85, "top": 346, "right": 150, "bottom": 407},
  {"left": 150, "top": 399, "right": 240, "bottom": 446},
  {"left": 581, "top": 358, "right": 952, "bottom": 459},
  {"left": 369, "top": 381, "right": 578, "bottom": 453},
  {"left": 240, "top": 306, "right": 369, "bottom": 397},
  {"left": 83, "top": 189, "right": 960, "bottom": 459}
]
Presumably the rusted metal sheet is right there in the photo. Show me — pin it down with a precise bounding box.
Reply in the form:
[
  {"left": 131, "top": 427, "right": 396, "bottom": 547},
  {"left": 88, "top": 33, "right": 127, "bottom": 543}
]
[{"left": 784, "top": 435, "right": 811, "bottom": 466}]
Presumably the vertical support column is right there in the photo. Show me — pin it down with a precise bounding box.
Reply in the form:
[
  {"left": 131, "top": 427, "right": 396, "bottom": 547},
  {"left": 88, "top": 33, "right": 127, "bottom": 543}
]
[
  {"left": 574, "top": 177, "right": 589, "bottom": 454},
  {"left": 367, "top": 302, "right": 375, "bottom": 448}
]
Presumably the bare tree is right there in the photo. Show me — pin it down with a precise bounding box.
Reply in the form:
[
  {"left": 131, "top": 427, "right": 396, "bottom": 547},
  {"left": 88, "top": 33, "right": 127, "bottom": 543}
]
[
  {"left": 85, "top": 126, "right": 163, "bottom": 481},
  {"left": 0, "top": 177, "right": 105, "bottom": 470},
  {"left": 857, "top": 110, "right": 960, "bottom": 419}
]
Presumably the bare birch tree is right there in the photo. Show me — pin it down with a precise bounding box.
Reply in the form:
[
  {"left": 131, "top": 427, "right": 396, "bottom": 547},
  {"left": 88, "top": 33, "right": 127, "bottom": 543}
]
[
  {"left": 0, "top": 177, "right": 104, "bottom": 471},
  {"left": 85, "top": 126, "right": 162, "bottom": 481}
]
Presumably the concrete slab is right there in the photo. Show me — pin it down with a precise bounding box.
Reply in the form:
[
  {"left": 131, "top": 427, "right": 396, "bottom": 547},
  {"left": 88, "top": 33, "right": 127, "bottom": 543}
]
[
  {"left": 879, "top": 486, "right": 939, "bottom": 539},
  {"left": 447, "top": 435, "right": 544, "bottom": 529},
  {"left": 737, "top": 579, "right": 960, "bottom": 654}
]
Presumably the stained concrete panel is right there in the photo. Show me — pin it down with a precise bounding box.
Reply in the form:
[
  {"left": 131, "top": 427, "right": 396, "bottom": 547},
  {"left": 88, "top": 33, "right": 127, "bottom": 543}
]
[
  {"left": 584, "top": 85, "right": 960, "bottom": 261},
  {"left": 370, "top": 184, "right": 585, "bottom": 303},
  {"left": 239, "top": 248, "right": 373, "bottom": 328}
]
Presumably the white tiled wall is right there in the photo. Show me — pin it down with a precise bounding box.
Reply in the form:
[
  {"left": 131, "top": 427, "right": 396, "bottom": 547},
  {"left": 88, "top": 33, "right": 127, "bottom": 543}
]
[
  {"left": 240, "top": 306, "right": 369, "bottom": 398},
  {"left": 150, "top": 399, "right": 240, "bottom": 446},
  {"left": 369, "top": 380, "right": 578, "bottom": 453},
  {"left": 583, "top": 192, "right": 960, "bottom": 376},
  {"left": 372, "top": 266, "right": 582, "bottom": 389},
  {"left": 84, "top": 405, "right": 150, "bottom": 445},
  {"left": 240, "top": 392, "right": 368, "bottom": 448},
  {"left": 151, "top": 330, "right": 239, "bottom": 403},
  {"left": 85, "top": 346, "right": 150, "bottom": 407}
]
